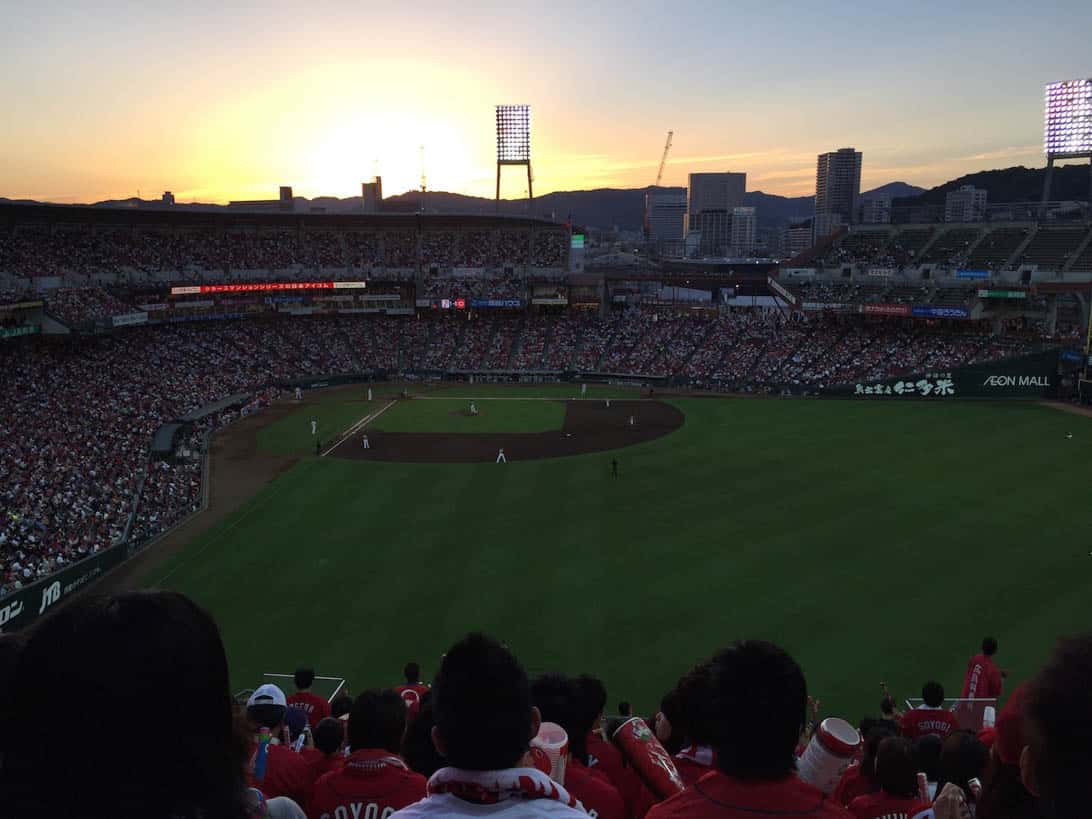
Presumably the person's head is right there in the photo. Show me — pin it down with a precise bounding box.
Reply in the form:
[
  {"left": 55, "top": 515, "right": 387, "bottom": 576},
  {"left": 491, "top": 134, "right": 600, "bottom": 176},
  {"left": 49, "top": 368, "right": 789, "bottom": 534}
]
[
  {"left": 294, "top": 667, "right": 316, "bottom": 691},
  {"left": 330, "top": 693, "right": 354, "bottom": 721},
  {"left": 1024, "top": 633, "right": 1092, "bottom": 819},
  {"left": 708, "top": 640, "right": 806, "bottom": 781},
  {"left": 247, "top": 684, "right": 288, "bottom": 732},
  {"left": 875, "top": 737, "right": 918, "bottom": 798},
  {"left": 617, "top": 701, "right": 632, "bottom": 717},
  {"left": 676, "top": 661, "right": 716, "bottom": 746},
  {"left": 863, "top": 723, "right": 900, "bottom": 783},
  {"left": 1, "top": 591, "right": 246, "bottom": 819},
  {"left": 314, "top": 718, "right": 344, "bottom": 756},
  {"left": 983, "top": 637, "right": 999, "bottom": 657},
  {"left": 403, "top": 696, "right": 446, "bottom": 778},
  {"left": 937, "top": 731, "right": 989, "bottom": 799},
  {"left": 923, "top": 681, "right": 946, "bottom": 708},
  {"left": 404, "top": 662, "right": 421, "bottom": 684},
  {"left": 531, "top": 673, "right": 587, "bottom": 760},
  {"left": 914, "top": 734, "right": 944, "bottom": 782},
  {"left": 576, "top": 674, "right": 608, "bottom": 723},
  {"left": 655, "top": 687, "right": 685, "bottom": 754},
  {"left": 348, "top": 689, "right": 408, "bottom": 754},
  {"left": 431, "top": 633, "right": 537, "bottom": 771}
]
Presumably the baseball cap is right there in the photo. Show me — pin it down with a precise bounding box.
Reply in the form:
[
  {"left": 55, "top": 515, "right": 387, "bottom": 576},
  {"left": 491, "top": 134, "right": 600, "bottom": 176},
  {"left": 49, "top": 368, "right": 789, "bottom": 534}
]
[{"left": 247, "top": 683, "right": 287, "bottom": 709}]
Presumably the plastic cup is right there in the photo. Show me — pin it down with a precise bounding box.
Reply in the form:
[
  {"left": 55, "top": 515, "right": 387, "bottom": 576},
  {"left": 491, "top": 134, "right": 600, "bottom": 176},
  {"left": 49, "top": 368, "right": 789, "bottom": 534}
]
[
  {"left": 530, "top": 721, "right": 569, "bottom": 785},
  {"left": 796, "top": 717, "right": 861, "bottom": 794}
]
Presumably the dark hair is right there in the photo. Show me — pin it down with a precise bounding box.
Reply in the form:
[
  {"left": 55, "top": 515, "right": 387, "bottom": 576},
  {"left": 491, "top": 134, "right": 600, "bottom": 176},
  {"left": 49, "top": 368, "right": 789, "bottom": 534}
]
[
  {"left": 0, "top": 591, "right": 247, "bottom": 819},
  {"left": 913, "top": 734, "right": 944, "bottom": 782},
  {"left": 404, "top": 662, "right": 421, "bottom": 683},
  {"left": 247, "top": 703, "right": 287, "bottom": 730},
  {"left": 862, "top": 723, "right": 900, "bottom": 784},
  {"left": 923, "top": 681, "right": 946, "bottom": 708},
  {"left": 349, "top": 689, "right": 408, "bottom": 753},
  {"left": 983, "top": 637, "right": 999, "bottom": 657},
  {"left": 876, "top": 737, "right": 918, "bottom": 798},
  {"left": 433, "top": 633, "right": 533, "bottom": 770},
  {"left": 294, "top": 667, "right": 316, "bottom": 690},
  {"left": 576, "top": 674, "right": 608, "bottom": 717},
  {"left": 402, "top": 696, "right": 446, "bottom": 778},
  {"left": 977, "top": 753, "right": 1043, "bottom": 819},
  {"left": 314, "top": 718, "right": 344, "bottom": 756},
  {"left": 709, "top": 640, "right": 806, "bottom": 781},
  {"left": 936, "top": 731, "right": 989, "bottom": 800},
  {"left": 676, "top": 661, "right": 716, "bottom": 746},
  {"left": 531, "top": 673, "right": 588, "bottom": 761},
  {"left": 1026, "top": 633, "right": 1092, "bottom": 819},
  {"left": 617, "top": 701, "right": 632, "bottom": 716},
  {"left": 330, "top": 694, "right": 354, "bottom": 720}
]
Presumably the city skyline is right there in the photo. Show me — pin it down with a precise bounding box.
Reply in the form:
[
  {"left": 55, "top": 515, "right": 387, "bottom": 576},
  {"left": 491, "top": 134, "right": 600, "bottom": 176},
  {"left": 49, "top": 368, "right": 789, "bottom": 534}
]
[{"left": 1, "top": 1, "right": 1089, "bottom": 205}]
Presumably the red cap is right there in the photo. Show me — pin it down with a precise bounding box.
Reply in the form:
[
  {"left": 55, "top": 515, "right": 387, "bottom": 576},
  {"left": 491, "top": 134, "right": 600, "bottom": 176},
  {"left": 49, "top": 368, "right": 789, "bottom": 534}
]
[{"left": 994, "top": 682, "right": 1031, "bottom": 766}]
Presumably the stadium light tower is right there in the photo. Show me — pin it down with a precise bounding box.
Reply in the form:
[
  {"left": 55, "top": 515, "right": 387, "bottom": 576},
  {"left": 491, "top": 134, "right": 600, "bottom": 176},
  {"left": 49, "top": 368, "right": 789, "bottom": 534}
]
[
  {"left": 496, "top": 104, "right": 533, "bottom": 211},
  {"left": 1040, "top": 79, "right": 1092, "bottom": 217}
]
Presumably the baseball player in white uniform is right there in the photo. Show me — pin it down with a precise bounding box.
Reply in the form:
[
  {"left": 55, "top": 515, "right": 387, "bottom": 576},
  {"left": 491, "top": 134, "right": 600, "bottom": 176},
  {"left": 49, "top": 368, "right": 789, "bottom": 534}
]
[
  {"left": 470, "top": 402, "right": 478, "bottom": 416},
  {"left": 362, "top": 434, "right": 370, "bottom": 449},
  {"left": 367, "top": 387, "right": 373, "bottom": 401},
  {"left": 295, "top": 386, "right": 303, "bottom": 401},
  {"left": 496, "top": 448, "right": 506, "bottom": 464},
  {"left": 310, "top": 418, "right": 317, "bottom": 436}
]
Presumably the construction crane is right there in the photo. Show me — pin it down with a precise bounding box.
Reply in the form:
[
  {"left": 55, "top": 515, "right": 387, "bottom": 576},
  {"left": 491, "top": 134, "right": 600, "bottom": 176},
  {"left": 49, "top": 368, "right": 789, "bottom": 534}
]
[
  {"left": 654, "top": 131, "right": 673, "bottom": 187},
  {"left": 419, "top": 145, "right": 427, "bottom": 194}
]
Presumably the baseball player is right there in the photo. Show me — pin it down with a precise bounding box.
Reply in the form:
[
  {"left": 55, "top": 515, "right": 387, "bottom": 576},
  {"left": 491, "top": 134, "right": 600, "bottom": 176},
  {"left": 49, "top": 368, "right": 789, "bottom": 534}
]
[
  {"left": 496, "top": 448, "right": 506, "bottom": 464},
  {"left": 367, "top": 387, "right": 373, "bottom": 401},
  {"left": 310, "top": 418, "right": 317, "bottom": 436},
  {"left": 362, "top": 434, "right": 370, "bottom": 449},
  {"left": 470, "top": 402, "right": 478, "bottom": 416},
  {"left": 581, "top": 383, "right": 587, "bottom": 397},
  {"left": 606, "top": 398, "right": 610, "bottom": 409},
  {"left": 295, "top": 386, "right": 303, "bottom": 401},
  {"left": 629, "top": 415, "right": 636, "bottom": 427}
]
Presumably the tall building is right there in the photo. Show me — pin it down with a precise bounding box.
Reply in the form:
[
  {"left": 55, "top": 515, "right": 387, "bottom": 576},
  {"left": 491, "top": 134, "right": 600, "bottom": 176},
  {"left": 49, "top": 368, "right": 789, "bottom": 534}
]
[
  {"left": 685, "top": 172, "right": 746, "bottom": 256},
  {"left": 944, "top": 185, "right": 988, "bottom": 222},
  {"left": 782, "top": 218, "right": 814, "bottom": 258},
  {"left": 859, "top": 197, "right": 891, "bottom": 224},
  {"left": 815, "top": 148, "right": 862, "bottom": 239},
  {"left": 730, "top": 207, "right": 756, "bottom": 256},
  {"left": 644, "top": 191, "right": 687, "bottom": 245},
  {"left": 362, "top": 176, "right": 383, "bottom": 213}
]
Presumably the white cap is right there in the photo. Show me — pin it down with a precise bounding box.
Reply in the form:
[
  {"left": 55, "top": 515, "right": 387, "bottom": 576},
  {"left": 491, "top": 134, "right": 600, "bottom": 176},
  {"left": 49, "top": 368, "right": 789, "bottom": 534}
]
[{"left": 247, "top": 683, "right": 287, "bottom": 709}]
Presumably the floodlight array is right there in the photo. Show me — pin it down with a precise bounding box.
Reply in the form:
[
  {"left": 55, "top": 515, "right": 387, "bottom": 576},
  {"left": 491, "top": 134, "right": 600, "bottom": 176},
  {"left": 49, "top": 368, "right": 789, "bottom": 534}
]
[
  {"left": 496, "top": 104, "right": 531, "bottom": 162},
  {"left": 1045, "top": 79, "right": 1092, "bottom": 156}
]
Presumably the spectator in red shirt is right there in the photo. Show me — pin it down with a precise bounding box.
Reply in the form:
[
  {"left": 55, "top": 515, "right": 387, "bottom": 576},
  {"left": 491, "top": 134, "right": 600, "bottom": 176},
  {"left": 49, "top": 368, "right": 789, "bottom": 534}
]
[
  {"left": 975, "top": 682, "right": 1037, "bottom": 819},
  {"left": 848, "top": 737, "right": 931, "bottom": 819},
  {"left": 1021, "top": 633, "right": 1092, "bottom": 819},
  {"left": 901, "top": 682, "right": 961, "bottom": 741},
  {"left": 577, "top": 674, "right": 652, "bottom": 817},
  {"left": 0, "top": 591, "right": 253, "bottom": 819},
  {"left": 647, "top": 640, "right": 850, "bottom": 819},
  {"left": 395, "top": 662, "right": 431, "bottom": 719},
  {"left": 308, "top": 689, "right": 426, "bottom": 819},
  {"left": 962, "top": 637, "right": 1004, "bottom": 701},
  {"left": 911, "top": 734, "right": 943, "bottom": 803},
  {"left": 288, "top": 667, "right": 332, "bottom": 728},
  {"left": 936, "top": 732, "right": 988, "bottom": 813},
  {"left": 301, "top": 718, "right": 346, "bottom": 783},
  {"left": 247, "top": 684, "right": 314, "bottom": 807},
  {"left": 530, "top": 673, "right": 625, "bottom": 819},
  {"left": 832, "top": 723, "right": 898, "bottom": 807},
  {"left": 672, "top": 662, "right": 719, "bottom": 787}
]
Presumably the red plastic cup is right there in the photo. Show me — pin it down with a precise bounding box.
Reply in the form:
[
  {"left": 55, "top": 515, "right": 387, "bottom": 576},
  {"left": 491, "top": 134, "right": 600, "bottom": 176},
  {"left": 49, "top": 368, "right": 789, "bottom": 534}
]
[{"left": 610, "top": 717, "right": 685, "bottom": 799}]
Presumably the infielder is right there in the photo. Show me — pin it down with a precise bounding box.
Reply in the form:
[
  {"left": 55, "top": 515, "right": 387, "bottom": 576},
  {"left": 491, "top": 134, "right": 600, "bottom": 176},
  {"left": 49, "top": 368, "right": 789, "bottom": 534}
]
[
  {"left": 362, "top": 434, "right": 370, "bottom": 449},
  {"left": 294, "top": 386, "right": 303, "bottom": 401},
  {"left": 470, "top": 402, "right": 478, "bottom": 416},
  {"left": 367, "top": 387, "right": 373, "bottom": 401},
  {"left": 496, "top": 448, "right": 507, "bottom": 464},
  {"left": 310, "top": 418, "right": 317, "bottom": 436}
]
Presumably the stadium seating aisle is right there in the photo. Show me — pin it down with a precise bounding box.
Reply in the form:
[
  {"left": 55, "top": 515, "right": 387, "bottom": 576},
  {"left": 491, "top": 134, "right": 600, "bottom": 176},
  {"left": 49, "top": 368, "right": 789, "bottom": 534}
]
[{"left": 3, "top": 594, "right": 1090, "bottom": 819}]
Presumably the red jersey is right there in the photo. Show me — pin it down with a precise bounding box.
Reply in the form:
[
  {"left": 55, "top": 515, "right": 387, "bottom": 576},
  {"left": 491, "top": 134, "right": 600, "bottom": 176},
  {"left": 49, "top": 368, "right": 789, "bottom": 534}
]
[
  {"left": 586, "top": 731, "right": 655, "bottom": 818},
  {"left": 287, "top": 691, "right": 332, "bottom": 728},
  {"left": 961, "top": 654, "right": 1003, "bottom": 700},
  {"left": 899, "top": 706, "right": 961, "bottom": 742},
  {"left": 300, "top": 747, "right": 344, "bottom": 784},
  {"left": 647, "top": 770, "right": 851, "bottom": 819},
  {"left": 394, "top": 683, "right": 430, "bottom": 717},
  {"left": 674, "top": 746, "right": 717, "bottom": 788},
  {"left": 566, "top": 759, "right": 625, "bottom": 819},
  {"left": 308, "top": 748, "right": 425, "bottom": 819},
  {"left": 248, "top": 741, "right": 313, "bottom": 807},
  {"left": 831, "top": 763, "right": 878, "bottom": 808},
  {"left": 849, "top": 792, "right": 931, "bottom": 819}
]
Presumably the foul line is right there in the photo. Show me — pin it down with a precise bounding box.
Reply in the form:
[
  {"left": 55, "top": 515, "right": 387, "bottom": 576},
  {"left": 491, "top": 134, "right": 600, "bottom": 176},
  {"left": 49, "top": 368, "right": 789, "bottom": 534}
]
[{"left": 322, "top": 399, "right": 396, "bottom": 457}]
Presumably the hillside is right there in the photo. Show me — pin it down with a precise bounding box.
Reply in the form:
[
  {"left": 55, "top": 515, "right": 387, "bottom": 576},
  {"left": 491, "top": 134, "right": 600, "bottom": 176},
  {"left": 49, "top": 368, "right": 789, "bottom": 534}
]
[{"left": 893, "top": 165, "right": 1090, "bottom": 207}]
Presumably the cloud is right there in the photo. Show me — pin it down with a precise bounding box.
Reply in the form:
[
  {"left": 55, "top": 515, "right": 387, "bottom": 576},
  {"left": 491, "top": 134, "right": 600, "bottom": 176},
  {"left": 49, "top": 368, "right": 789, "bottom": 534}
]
[{"left": 956, "top": 144, "right": 1040, "bottom": 163}]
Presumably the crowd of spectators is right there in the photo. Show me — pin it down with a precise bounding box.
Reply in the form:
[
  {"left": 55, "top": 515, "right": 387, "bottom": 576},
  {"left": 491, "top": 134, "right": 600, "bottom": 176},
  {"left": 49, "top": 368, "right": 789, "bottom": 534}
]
[
  {"left": 0, "top": 225, "right": 570, "bottom": 278},
  {"left": 4, "top": 599, "right": 1090, "bottom": 819}
]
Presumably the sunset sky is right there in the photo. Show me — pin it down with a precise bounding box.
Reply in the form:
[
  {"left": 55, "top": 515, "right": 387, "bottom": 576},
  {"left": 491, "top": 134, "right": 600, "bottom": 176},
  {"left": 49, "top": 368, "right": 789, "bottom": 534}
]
[{"left": 1, "top": 1, "right": 1089, "bottom": 204}]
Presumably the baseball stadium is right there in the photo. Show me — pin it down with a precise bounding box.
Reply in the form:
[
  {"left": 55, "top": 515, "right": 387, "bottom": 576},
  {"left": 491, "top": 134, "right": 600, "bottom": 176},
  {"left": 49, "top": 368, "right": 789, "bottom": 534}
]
[{"left": 4, "top": 60, "right": 1092, "bottom": 819}]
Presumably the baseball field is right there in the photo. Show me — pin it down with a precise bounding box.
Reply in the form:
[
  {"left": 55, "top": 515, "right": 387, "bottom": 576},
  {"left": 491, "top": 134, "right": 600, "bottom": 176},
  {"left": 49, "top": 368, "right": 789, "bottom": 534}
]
[{"left": 144, "top": 384, "right": 1092, "bottom": 719}]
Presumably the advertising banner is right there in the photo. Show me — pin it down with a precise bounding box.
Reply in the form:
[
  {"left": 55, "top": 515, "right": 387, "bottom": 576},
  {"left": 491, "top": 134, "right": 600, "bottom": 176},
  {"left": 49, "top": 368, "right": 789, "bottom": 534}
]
[
  {"left": 137, "top": 303, "right": 168, "bottom": 312},
  {"left": 469, "top": 298, "right": 522, "bottom": 308},
  {"left": 868, "top": 267, "right": 896, "bottom": 278},
  {"left": 112, "top": 312, "right": 148, "bottom": 327},
  {"left": 171, "top": 281, "right": 366, "bottom": 295},
  {"left": 956, "top": 269, "right": 991, "bottom": 280},
  {"left": 911, "top": 305, "right": 969, "bottom": 319},
  {"left": 802, "top": 302, "right": 855, "bottom": 312},
  {"left": 531, "top": 297, "right": 569, "bottom": 305},
  {"left": 862, "top": 303, "right": 910, "bottom": 316},
  {"left": 827, "top": 350, "right": 1058, "bottom": 400},
  {"left": 767, "top": 277, "right": 797, "bottom": 306},
  {"left": 977, "top": 289, "right": 1027, "bottom": 299}
]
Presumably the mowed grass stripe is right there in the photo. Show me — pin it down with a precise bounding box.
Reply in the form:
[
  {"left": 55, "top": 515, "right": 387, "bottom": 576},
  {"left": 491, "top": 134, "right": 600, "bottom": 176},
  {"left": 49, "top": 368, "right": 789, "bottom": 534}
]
[{"left": 155, "top": 396, "right": 1092, "bottom": 718}]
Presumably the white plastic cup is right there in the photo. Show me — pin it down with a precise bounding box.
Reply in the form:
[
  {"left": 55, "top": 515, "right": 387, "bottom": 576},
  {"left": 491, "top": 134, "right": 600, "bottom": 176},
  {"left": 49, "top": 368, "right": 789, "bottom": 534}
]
[
  {"left": 796, "top": 717, "right": 862, "bottom": 795},
  {"left": 982, "top": 706, "right": 997, "bottom": 729},
  {"left": 530, "top": 721, "right": 569, "bottom": 785}
]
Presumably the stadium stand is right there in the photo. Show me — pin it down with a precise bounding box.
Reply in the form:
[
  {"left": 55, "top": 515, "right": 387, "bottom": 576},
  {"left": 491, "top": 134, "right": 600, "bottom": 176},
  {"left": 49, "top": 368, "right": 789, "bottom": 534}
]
[
  {"left": 919, "top": 227, "right": 983, "bottom": 266},
  {"left": 1015, "top": 227, "right": 1090, "bottom": 271},
  {"left": 965, "top": 227, "right": 1031, "bottom": 271}
]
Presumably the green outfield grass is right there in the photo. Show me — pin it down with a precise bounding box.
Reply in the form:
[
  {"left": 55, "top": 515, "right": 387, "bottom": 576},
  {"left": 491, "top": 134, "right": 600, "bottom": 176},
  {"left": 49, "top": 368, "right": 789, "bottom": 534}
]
[
  {"left": 151, "top": 393, "right": 1092, "bottom": 720},
  {"left": 373, "top": 398, "right": 567, "bottom": 434}
]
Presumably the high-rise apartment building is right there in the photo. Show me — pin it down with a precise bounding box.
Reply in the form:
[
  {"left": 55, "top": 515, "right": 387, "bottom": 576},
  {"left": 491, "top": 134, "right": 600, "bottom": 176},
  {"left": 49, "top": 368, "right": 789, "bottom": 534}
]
[{"left": 815, "top": 148, "right": 862, "bottom": 239}]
